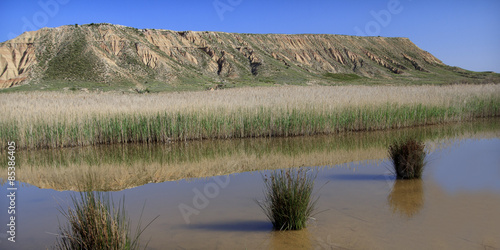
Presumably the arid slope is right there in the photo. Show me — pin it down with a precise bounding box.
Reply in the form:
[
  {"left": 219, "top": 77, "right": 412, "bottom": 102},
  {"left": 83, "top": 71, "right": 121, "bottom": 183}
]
[{"left": 1, "top": 23, "right": 497, "bottom": 90}]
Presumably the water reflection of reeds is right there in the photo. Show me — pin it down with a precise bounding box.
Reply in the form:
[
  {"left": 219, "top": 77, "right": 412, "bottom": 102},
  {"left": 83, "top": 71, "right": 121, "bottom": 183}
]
[
  {"left": 388, "top": 179, "right": 424, "bottom": 217},
  {"left": 1, "top": 119, "right": 498, "bottom": 191},
  {"left": 269, "top": 229, "right": 312, "bottom": 250}
]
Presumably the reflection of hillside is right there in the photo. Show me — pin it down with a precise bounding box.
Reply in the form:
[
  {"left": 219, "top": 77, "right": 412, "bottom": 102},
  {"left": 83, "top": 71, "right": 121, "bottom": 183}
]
[
  {"left": 0, "top": 119, "right": 498, "bottom": 191},
  {"left": 388, "top": 179, "right": 424, "bottom": 217}
]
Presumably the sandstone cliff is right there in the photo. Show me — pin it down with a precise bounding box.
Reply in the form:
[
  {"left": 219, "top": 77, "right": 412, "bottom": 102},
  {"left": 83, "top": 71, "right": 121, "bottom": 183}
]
[{"left": 0, "top": 23, "right": 496, "bottom": 89}]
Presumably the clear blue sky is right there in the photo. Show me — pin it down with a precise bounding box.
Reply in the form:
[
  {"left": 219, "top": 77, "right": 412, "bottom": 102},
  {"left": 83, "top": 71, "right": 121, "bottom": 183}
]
[{"left": 1, "top": 0, "right": 499, "bottom": 72}]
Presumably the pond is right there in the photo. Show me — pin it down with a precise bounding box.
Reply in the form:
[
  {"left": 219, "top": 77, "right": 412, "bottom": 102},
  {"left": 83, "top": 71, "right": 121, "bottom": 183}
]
[{"left": 1, "top": 119, "right": 499, "bottom": 249}]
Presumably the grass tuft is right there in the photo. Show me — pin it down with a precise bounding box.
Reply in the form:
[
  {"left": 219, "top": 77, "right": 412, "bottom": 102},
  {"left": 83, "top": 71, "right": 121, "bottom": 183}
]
[
  {"left": 388, "top": 138, "right": 426, "bottom": 179},
  {"left": 54, "top": 180, "right": 154, "bottom": 250},
  {"left": 258, "top": 168, "right": 317, "bottom": 231}
]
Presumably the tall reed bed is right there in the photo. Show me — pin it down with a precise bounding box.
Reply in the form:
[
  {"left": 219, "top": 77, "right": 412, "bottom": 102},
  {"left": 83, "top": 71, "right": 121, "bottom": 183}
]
[{"left": 1, "top": 85, "right": 499, "bottom": 150}]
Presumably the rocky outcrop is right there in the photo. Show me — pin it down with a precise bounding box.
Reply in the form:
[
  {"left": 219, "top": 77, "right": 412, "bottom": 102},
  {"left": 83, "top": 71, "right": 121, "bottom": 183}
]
[
  {"left": 364, "top": 50, "right": 402, "bottom": 74},
  {"left": 403, "top": 54, "right": 427, "bottom": 72},
  {"left": 0, "top": 23, "right": 483, "bottom": 89},
  {"left": 0, "top": 43, "right": 36, "bottom": 88}
]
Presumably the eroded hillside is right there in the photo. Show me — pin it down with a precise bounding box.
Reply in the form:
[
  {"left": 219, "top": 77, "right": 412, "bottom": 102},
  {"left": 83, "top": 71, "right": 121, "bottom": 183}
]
[{"left": 0, "top": 23, "right": 497, "bottom": 90}]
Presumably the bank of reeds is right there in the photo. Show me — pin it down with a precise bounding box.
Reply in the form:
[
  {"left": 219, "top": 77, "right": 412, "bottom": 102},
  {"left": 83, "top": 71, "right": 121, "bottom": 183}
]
[
  {"left": 1, "top": 85, "right": 499, "bottom": 150},
  {"left": 54, "top": 188, "right": 153, "bottom": 250},
  {"left": 258, "top": 168, "right": 317, "bottom": 230},
  {"left": 388, "top": 138, "right": 426, "bottom": 179}
]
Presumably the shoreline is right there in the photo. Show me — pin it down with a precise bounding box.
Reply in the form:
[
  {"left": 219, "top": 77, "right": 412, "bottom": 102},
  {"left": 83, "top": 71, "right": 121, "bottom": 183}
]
[{"left": 3, "top": 117, "right": 498, "bottom": 191}]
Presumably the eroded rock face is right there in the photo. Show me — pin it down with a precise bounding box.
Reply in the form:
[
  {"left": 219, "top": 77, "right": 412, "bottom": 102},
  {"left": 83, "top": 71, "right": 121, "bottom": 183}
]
[
  {"left": 365, "top": 50, "right": 402, "bottom": 74},
  {"left": 0, "top": 24, "right": 448, "bottom": 88},
  {"left": 0, "top": 43, "right": 36, "bottom": 88}
]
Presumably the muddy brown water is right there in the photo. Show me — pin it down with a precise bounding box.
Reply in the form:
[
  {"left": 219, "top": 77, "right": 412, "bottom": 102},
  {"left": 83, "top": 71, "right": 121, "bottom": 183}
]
[{"left": 1, "top": 119, "right": 499, "bottom": 249}]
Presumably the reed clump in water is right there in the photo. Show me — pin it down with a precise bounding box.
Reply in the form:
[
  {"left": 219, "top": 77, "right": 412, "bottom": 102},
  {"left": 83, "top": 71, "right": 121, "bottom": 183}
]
[
  {"left": 258, "top": 168, "right": 317, "bottom": 231},
  {"left": 388, "top": 138, "right": 426, "bottom": 179},
  {"left": 54, "top": 184, "right": 153, "bottom": 250}
]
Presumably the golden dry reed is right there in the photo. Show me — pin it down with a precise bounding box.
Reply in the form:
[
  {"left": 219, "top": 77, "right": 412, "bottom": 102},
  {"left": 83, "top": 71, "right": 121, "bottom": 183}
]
[{"left": 1, "top": 84, "right": 499, "bottom": 149}]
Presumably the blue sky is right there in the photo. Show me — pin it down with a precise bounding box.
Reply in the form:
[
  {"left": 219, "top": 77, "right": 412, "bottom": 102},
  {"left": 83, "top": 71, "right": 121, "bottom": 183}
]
[{"left": 1, "top": 0, "right": 499, "bottom": 72}]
